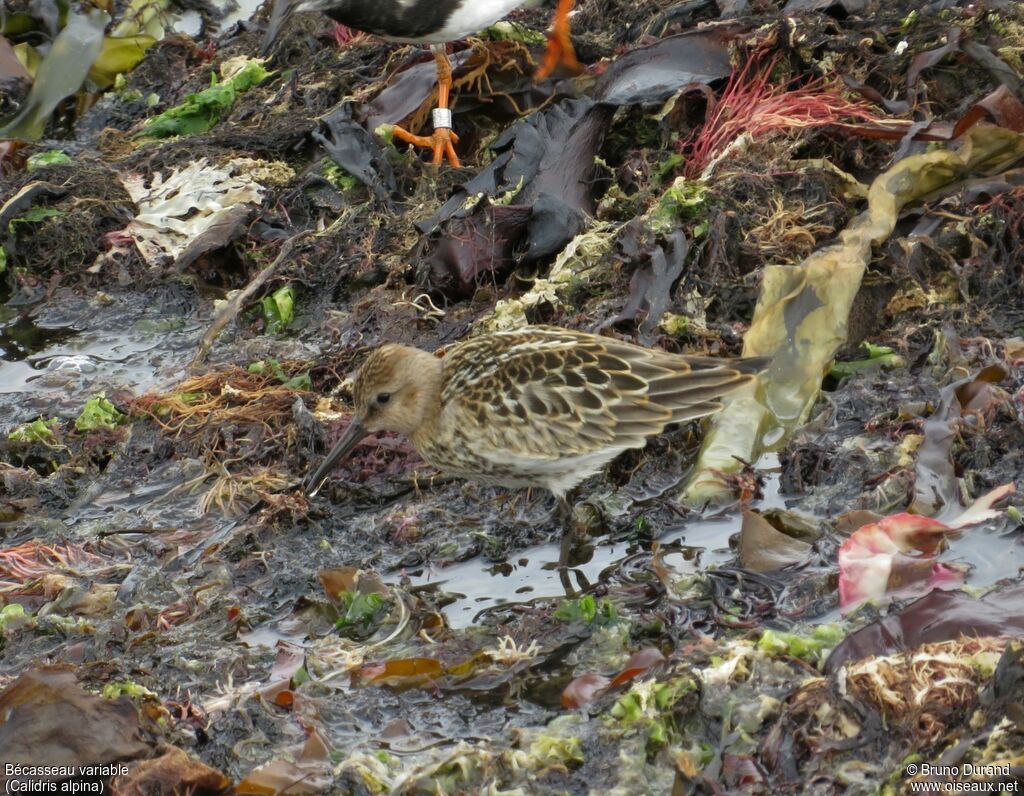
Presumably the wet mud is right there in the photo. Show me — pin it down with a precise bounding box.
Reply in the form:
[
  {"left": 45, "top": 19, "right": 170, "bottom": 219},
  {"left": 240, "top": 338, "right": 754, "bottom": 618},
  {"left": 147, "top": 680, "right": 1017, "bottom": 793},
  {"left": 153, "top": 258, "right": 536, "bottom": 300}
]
[{"left": 1, "top": 0, "right": 1024, "bottom": 792}]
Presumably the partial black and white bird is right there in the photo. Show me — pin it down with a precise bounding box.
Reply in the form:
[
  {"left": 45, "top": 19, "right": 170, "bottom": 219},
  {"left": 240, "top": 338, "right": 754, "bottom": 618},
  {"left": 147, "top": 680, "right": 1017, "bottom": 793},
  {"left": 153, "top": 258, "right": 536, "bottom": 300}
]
[{"left": 261, "top": 0, "right": 580, "bottom": 166}]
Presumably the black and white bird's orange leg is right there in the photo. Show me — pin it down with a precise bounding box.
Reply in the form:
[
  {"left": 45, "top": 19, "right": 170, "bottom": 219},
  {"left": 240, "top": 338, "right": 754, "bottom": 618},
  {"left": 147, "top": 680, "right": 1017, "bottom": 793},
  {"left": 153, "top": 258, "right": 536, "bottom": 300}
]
[
  {"left": 535, "top": 0, "right": 580, "bottom": 80},
  {"left": 391, "top": 45, "right": 461, "bottom": 167}
]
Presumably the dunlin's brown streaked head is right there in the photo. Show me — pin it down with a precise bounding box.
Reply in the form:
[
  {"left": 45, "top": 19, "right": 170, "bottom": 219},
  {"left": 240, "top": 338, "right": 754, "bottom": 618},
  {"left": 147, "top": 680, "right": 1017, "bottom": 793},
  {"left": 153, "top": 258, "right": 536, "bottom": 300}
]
[{"left": 305, "top": 326, "right": 768, "bottom": 499}]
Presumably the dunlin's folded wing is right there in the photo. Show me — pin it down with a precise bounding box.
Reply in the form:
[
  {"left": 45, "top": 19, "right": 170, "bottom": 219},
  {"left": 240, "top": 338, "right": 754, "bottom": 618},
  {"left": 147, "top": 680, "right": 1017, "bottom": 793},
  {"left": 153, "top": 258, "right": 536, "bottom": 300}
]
[{"left": 440, "top": 326, "right": 765, "bottom": 462}]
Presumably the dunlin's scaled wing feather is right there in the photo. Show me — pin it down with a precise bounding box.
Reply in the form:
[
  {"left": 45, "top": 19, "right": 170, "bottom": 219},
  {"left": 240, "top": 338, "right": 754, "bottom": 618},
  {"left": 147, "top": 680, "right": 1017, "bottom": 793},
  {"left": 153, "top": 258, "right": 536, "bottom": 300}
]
[{"left": 428, "top": 327, "right": 765, "bottom": 494}]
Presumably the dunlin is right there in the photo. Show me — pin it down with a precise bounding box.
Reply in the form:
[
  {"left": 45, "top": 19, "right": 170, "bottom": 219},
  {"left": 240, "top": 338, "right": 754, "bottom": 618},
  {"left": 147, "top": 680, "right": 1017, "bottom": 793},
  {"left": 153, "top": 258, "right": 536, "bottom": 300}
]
[
  {"left": 261, "top": 0, "right": 579, "bottom": 167},
  {"left": 306, "top": 326, "right": 767, "bottom": 501}
]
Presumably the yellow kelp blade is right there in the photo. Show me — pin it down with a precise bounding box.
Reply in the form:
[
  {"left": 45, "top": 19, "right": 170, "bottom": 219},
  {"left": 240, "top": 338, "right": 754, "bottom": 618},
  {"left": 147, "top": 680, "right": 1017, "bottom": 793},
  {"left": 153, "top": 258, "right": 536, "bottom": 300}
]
[{"left": 684, "top": 126, "right": 1024, "bottom": 504}]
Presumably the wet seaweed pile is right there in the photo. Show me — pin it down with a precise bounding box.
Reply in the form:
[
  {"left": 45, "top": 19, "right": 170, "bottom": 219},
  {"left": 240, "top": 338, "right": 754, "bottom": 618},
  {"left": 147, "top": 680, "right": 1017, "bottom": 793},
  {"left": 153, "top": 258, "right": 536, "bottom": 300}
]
[{"left": 2, "top": 0, "right": 1024, "bottom": 792}]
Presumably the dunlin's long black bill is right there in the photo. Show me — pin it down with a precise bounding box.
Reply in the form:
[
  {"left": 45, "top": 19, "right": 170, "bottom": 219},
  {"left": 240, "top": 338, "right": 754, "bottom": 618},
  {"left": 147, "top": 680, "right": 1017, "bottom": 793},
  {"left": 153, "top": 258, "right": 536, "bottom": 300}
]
[
  {"left": 304, "top": 419, "right": 367, "bottom": 498},
  {"left": 261, "top": 0, "right": 300, "bottom": 56}
]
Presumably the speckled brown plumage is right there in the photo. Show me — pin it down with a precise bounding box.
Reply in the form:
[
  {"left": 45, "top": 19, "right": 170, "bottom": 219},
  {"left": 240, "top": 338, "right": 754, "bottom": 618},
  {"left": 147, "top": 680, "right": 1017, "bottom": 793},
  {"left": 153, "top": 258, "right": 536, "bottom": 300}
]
[{"left": 306, "top": 326, "right": 768, "bottom": 498}]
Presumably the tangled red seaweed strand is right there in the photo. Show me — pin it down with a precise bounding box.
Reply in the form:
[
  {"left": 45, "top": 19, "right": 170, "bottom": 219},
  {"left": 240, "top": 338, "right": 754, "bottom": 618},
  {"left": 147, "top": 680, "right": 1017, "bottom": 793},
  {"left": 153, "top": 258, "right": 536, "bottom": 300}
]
[
  {"left": 681, "top": 52, "right": 883, "bottom": 179},
  {"left": 332, "top": 21, "right": 362, "bottom": 48},
  {"left": 0, "top": 540, "right": 111, "bottom": 587}
]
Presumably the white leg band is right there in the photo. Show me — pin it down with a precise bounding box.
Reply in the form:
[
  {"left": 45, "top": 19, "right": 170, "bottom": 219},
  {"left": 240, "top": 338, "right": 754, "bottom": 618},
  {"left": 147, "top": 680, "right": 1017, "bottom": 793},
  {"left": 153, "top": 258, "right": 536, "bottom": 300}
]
[{"left": 432, "top": 108, "right": 453, "bottom": 130}]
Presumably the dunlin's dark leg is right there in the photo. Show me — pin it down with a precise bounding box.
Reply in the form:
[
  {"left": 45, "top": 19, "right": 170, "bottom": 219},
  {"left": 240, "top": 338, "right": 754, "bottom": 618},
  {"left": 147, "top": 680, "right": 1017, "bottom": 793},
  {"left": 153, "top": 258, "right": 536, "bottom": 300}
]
[
  {"left": 554, "top": 494, "right": 580, "bottom": 567},
  {"left": 557, "top": 506, "right": 594, "bottom": 590},
  {"left": 392, "top": 45, "right": 461, "bottom": 167},
  {"left": 554, "top": 495, "right": 573, "bottom": 525},
  {"left": 558, "top": 525, "right": 576, "bottom": 568},
  {"left": 535, "top": 0, "right": 580, "bottom": 80}
]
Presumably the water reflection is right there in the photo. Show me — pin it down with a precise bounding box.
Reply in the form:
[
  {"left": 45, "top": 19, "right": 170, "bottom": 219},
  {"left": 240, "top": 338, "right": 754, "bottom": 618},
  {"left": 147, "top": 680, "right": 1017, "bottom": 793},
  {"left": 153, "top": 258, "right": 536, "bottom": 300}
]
[{"left": 402, "top": 466, "right": 783, "bottom": 629}]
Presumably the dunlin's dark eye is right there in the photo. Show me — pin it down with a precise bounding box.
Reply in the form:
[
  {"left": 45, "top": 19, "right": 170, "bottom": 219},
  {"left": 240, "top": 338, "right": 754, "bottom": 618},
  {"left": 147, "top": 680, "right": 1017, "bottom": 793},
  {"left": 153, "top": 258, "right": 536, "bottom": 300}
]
[{"left": 376, "top": 392, "right": 391, "bottom": 405}]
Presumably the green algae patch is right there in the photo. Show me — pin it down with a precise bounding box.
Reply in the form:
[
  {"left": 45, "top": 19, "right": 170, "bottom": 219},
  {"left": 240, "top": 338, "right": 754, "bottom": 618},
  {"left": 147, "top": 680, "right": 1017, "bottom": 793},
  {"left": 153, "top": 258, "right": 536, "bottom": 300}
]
[
  {"left": 324, "top": 162, "right": 360, "bottom": 192},
  {"left": 335, "top": 590, "right": 390, "bottom": 634},
  {"left": 0, "top": 604, "right": 32, "bottom": 634},
  {"left": 9, "top": 418, "right": 59, "bottom": 445},
  {"left": 758, "top": 625, "right": 846, "bottom": 668},
  {"left": 259, "top": 285, "right": 295, "bottom": 334},
  {"left": 520, "top": 715, "right": 589, "bottom": 770},
  {"left": 7, "top": 207, "right": 64, "bottom": 235},
  {"left": 26, "top": 150, "right": 72, "bottom": 170},
  {"left": 102, "top": 680, "right": 158, "bottom": 700},
  {"left": 247, "top": 358, "right": 311, "bottom": 390},
  {"left": 555, "top": 594, "right": 619, "bottom": 625},
  {"left": 136, "top": 58, "right": 271, "bottom": 138},
  {"left": 649, "top": 177, "right": 708, "bottom": 234},
  {"left": 482, "top": 20, "right": 546, "bottom": 46},
  {"left": 528, "top": 733, "right": 584, "bottom": 767},
  {"left": 829, "top": 342, "right": 905, "bottom": 380},
  {"left": 606, "top": 673, "right": 698, "bottom": 756},
  {"left": 75, "top": 395, "right": 126, "bottom": 431},
  {"left": 374, "top": 124, "right": 396, "bottom": 145}
]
